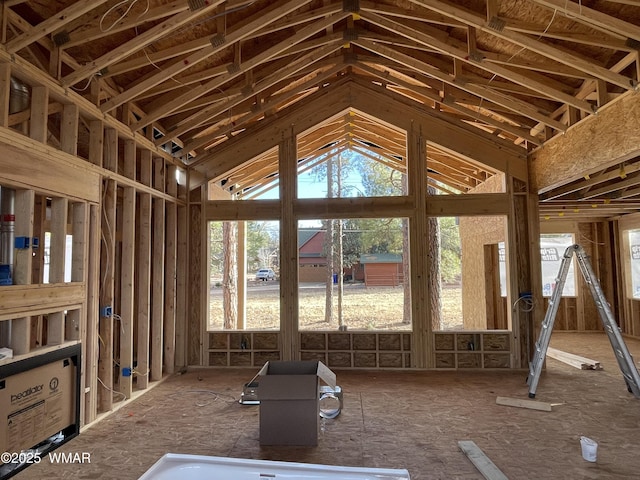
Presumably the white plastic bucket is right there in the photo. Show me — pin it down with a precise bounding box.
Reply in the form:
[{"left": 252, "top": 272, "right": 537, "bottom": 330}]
[{"left": 580, "top": 436, "right": 598, "bottom": 462}]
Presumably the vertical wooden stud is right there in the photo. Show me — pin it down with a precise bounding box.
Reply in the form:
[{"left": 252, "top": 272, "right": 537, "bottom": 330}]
[
  {"left": 67, "top": 202, "right": 88, "bottom": 341},
  {"left": 164, "top": 165, "right": 178, "bottom": 374},
  {"left": 136, "top": 190, "right": 151, "bottom": 388},
  {"left": 119, "top": 186, "right": 136, "bottom": 398},
  {"left": 103, "top": 128, "right": 117, "bottom": 173},
  {"left": 279, "top": 130, "right": 298, "bottom": 361},
  {"left": 30, "top": 85, "right": 48, "bottom": 143},
  {"left": 408, "top": 126, "right": 432, "bottom": 368},
  {"left": 98, "top": 179, "right": 116, "bottom": 412},
  {"left": 47, "top": 197, "right": 68, "bottom": 345},
  {"left": 85, "top": 203, "right": 100, "bottom": 424},
  {"left": 0, "top": 62, "right": 10, "bottom": 128},
  {"left": 61, "top": 103, "right": 79, "bottom": 156},
  {"left": 174, "top": 200, "right": 188, "bottom": 369},
  {"left": 237, "top": 221, "right": 247, "bottom": 330},
  {"left": 151, "top": 197, "right": 165, "bottom": 381},
  {"left": 89, "top": 120, "right": 104, "bottom": 166},
  {"left": 123, "top": 139, "right": 136, "bottom": 181}
]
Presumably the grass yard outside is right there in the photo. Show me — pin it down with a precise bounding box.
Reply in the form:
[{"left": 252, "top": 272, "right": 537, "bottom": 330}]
[{"left": 209, "top": 283, "right": 463, "bottom": 331}]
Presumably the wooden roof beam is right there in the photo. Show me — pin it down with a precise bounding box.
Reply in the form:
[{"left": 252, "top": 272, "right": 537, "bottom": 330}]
[
  {"left": 353, "top": 39, "right": 567, "bottom": 131},
  {"left": 541, "top": 161, "right": 640, "bottom": 201},
  {"left": 134, "top": 11, "right": 351, "bottom": 133},
  {"left": 166, "top": 43, "right": 343, "bottom": 140},
  {"left": 62, "top": 1, "right": 226, "bottom": 87},
  {"left": 6, "top": 0, "right": 110, "bottom": 54},
  {"left": 529, "top": 0, "right": 640, "bottom": 44},
  {"left": 361, "top": 12, "right": 595, "bottom": 114},
  {"left": 407, "top": 0, "right": 637, "bottom": 90},
  {"left": 101, "top": 0, "right": 314, "bottom": 113},
  {"left": 505, "top": 18, "right": 634, "bottom": 50},
  {"left": 62, "top": 0, "right": 187, "bottom": 49}
]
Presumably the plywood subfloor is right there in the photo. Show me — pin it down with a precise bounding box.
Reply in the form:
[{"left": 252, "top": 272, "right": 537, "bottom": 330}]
[{"left": 13, "top": 332, "right": 640, "bottom": 480}]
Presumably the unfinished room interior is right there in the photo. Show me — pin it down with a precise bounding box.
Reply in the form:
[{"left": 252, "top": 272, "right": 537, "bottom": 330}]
[{"left": 2, "top": 0, "right": 640, "bottom": 478}]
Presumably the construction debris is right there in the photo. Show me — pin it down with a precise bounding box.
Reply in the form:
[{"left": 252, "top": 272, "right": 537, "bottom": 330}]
[
  {"left": 546, "top": 347, "right": 602, "bottom": 370},
  {"left": 496, "top": 396, "right": 553, "bottom": 412}
]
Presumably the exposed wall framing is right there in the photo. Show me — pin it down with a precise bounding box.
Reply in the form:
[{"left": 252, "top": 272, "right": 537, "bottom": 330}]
[{"left": 0, "top": 57, "right": 185, "bottom": 428}]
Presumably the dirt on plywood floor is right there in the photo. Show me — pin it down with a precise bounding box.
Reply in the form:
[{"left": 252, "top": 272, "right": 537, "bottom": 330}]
[{"left": 13, "top": 332, "right": 640, "bottom": 480}]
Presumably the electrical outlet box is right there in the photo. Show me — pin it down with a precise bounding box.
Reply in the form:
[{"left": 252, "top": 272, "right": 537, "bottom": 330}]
[
  {"left": 100, "top": 306, "right": 112, "bottom": 317},
  {"left": 122, "top": 367, "right": 132, "bottom": 377},
  {"left": 14, "top": 236, "right": 30, "bottom": 249}
]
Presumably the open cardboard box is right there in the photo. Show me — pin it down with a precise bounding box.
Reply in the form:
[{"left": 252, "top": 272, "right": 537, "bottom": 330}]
[{"left": 258, "top": 360, "right": 336, "bottom": 446}]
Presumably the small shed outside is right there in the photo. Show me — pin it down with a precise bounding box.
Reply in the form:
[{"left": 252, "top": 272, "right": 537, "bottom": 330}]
[{"left": 360, "top": 253, "right": 403, "bottom": 287}]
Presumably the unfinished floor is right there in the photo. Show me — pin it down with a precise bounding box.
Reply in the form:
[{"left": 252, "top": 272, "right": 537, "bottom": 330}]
[{"left": 12, "top": 332, "right": 640, "bottom": 480}]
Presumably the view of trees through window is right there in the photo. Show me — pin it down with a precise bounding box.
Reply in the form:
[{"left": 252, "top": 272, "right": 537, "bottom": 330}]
[{"left": 208, "top": 149, "right": 465, "bottom": 331}]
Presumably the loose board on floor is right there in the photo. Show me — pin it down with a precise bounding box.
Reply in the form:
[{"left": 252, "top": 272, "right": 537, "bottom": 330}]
[
  {"left": 495, "top": 396, "right": 553, "bottom": 412},
  {"left": 458, "top": 440, "right": 509, "bottom": 480}
]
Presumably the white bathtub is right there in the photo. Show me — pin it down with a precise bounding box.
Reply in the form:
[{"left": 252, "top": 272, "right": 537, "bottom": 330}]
[{"left": 139, "top": 454, "right": 411, "bottom": 480}]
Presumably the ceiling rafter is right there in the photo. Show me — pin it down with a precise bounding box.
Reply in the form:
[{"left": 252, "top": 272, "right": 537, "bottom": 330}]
[
  {"left": 360, "top": 12, "right": 595, "bottom": 113},
  {"left": 134, "top": 10, "right": 351, "bottom": 133},
  {"left": 100, "top": 0, "right": 315, "bottom": 113},
  {"left": 353, "top": 38, "right": 567, "bottom": 131},
  {"left": 62, "top": 1, "right": 227, "bottom": 87},
  {"left": 529, "top": 0, "right": 640, "bottom": 42},
  {"left": 62, "top": 0, "right": 188, "bottom": 49},
  {"left": 185, "top": 65, "right": 345, "bottom": 155},
  {"left": 407, "top": 0, "right": 637, "bottom": 90},
  {"left": 165, "top": 41, "right": 343, "bottom": 144},
  {"left": 6, "top": 0, "right": 110, "bottom": 54},
  {"left": 6, "top": 0, "right": 640, "bottom": 219}
]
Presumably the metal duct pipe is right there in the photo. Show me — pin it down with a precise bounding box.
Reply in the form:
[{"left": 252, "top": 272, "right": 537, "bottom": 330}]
[
  {"left": 9, "top": 76, "right": 30, "bottom": 114},
  {"left": 0, "top": 186, "right": 15, "bottom": 271},
  {"left": 0, "top": 186, "right": 13, "bottom": 347}
]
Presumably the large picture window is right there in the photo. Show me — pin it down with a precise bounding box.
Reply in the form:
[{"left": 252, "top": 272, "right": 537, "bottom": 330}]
[
  {"left": 628, "top": 229, "right": 640, "bottom": 298},
  {"left": 297, "top": 218, "right": 410, "bottom": 331},
  {"left": 499, "top": 233, "right": 576, "bottom": 297},
  {"left": 208, "top": 220, "right": 280, "bottom": 331}
]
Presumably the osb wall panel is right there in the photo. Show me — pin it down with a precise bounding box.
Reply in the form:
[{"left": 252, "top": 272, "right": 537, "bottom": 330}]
[
  {"left": 434, "top": 331, "right": 512, "bottom": 369},
  {"left": 354, "top": 352, "right": 377, "bottom": 367},
  {"left": 483, "top": 333, "right": 510, "bottom": 351},
  {"left": 328, "top": 351, "right": 352, "bottom": 367},
  {"left": 353, "top": 334, "right": 376, "bottom": 350},
  {"left": 459, "top": 174, "right": 506, "bottom": 329},
  {"left": 207, "top": 332, "right": 281, "bottom": 367},
  {"left": 254, "top": 351, "right": 280, "bottom": 365},
  {"left": 531, "top": 91, "right": 640, "bottom": 192},
  {"left": 301, "top": 332, "right": 326, "bottom": 350},
  {"left": 253, "top": 333, "right": 279, "bottom": 350},
  {"left": 300, "top": 332, "right": 411, "bottom": 368}
]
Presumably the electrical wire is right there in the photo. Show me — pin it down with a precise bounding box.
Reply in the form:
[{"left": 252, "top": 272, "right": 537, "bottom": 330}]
[
  {"left": 513, "top": 294, "right": 535, "bottom": 313},
  {"left": 100, "top": 0, "right": 150, "bottom": 33},
  {"left": 70, "top": 74, "right": 96, "bottom": 92},
  {"left": 99, "top": 181, "right": 113, "bottom": 298},
  {"left": 97, "top": 376, "right": 127, "bottom": 401}
]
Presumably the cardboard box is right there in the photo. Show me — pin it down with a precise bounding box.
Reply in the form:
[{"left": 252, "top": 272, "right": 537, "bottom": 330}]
[
  {"left": 0, "top": 357, "right": 75, "bottom": 456},
  {"left": 258, "top": 360, "right": 336, "bottom": 446}
]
